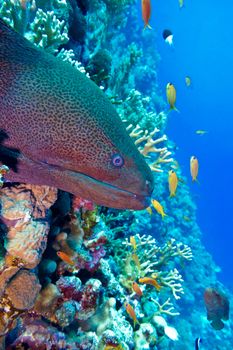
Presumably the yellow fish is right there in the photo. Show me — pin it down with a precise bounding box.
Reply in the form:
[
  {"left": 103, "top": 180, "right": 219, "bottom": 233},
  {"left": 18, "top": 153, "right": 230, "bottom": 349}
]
[
  {"left": 146, "top": 206, "right": 152, "bottom": 215},
  {"left": 179, "top": 0, "right": 184, "bottom": 8},
  {"left": 104, "top": 345, "right": 123, "bottom": 350},
  {"left": 196, "top": 130, "right": 208, "bottom": 135},
  {"left": 151, "top": 199, "right": 167, "bottom": 219},
  {"left": 166, "top": 83, "right": 178, "bottom": 111},
  {"left": 130, "top": 235, "right": 137, "bottom": 250},
  {"left": 183, "top": 215, "right": 191, "bottom": 222},
  {"left": 185, "top": 76, "right": 191, "bottom": 87},
  {"left": 168, "top": 170, "right": 178, "bottom": 197},
  {"left": 125, "top": 302, "right": 139, "bottom": 328},
  {"left": 139, "top": 277, "right": 161, "bottom": 291},
  {"left": 190, "top": 156, "right": 199, "bottom": 182}
]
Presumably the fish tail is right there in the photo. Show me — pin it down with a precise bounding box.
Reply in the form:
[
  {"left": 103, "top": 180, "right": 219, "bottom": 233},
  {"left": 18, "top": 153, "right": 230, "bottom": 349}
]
[
  {"left": 169, "top": 193, "right": 175, "bottom": 198},
  {"left": 143, "top": 23, "right": 152, "bottom": 30},
  {"left": 194, "top": 178, "right": 200, "bottom": 185},
  {"left": 171, "top": 106, "right": 180, "bottom": 113}
]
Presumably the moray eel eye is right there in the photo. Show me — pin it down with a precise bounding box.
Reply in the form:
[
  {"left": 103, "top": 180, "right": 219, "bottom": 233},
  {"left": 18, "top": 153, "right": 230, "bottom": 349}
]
[{"left": 111, "top": 153, "right": 124, "bottom": 168}]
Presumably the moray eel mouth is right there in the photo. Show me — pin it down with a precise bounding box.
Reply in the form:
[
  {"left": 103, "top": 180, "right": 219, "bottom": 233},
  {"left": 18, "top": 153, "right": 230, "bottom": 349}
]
[
  {"left": 5, "top": 153, "right": 153, "bottom": 210},
  {"left": 63, "top": 168, "right": 152, "bottom": 210}
]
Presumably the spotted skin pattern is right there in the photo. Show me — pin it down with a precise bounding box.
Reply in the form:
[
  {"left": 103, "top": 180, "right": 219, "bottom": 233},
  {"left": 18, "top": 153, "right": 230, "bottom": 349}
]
[{"left": 0, "top": 19, "right": 154, "bottom": 209}]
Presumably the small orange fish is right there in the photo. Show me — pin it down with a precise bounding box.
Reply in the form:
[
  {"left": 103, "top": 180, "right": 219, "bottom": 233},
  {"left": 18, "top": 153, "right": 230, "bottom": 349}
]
[
  {"left": 168, "top": 170, "right": 178, "bottom": 197},
  {"left": 130, "top": 235, "right": 137, "bottom": 250},
  {"left": 142, "top": 0, "right": 152, "bottom": 30},
  {"left": 166, "top": 83, "right": 178, "bottom": 111},
  {"left": 57, "top": 251, "right": 75, "bottom": 266},
  {"left": 124, "top": 302, "right": 139, "bottom": 328},
  {"left": 131, "top": 253, "right": 141, "bottom": 270},
  {"left": 139, "top": 277, "right": 161, "bottom": 291},
  {"left": 190, "top": 156, "right": 199, "bottom": 181},
  {"left": 132, "top": 282, "right": 143, "bottom": 297},
  {"left": 151, "top": 199, "right": 167, "bottom": 219}
]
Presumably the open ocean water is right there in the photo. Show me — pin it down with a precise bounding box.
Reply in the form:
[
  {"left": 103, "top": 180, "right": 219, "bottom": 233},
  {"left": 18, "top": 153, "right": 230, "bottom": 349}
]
[{"left": 142, "top": 0, "right": 233, "bottom": 288}]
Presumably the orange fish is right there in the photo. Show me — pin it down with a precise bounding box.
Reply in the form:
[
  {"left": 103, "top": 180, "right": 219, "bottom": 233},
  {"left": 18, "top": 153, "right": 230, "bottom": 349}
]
[
  {"left": 139, "top": 277, "right": 161, "bottom": 291},
  {"left": 57, "top": 251, "right": 75, "bottom": 266},
  {"left": 168, "top": 170, "right": 178, "bottom": 197},
  {"left": 131, "top": 253, "right": 141, "bottom": 270},
  {"left": 130, "top": 235, "right": 137, "bottom": 250},
  {"left": 142, "top": 0, "right": 152, "bottom": 30},
  {"left": 124, "top": 302, "right": 139, "bottom": 328},
  {"left": 151, "top": 199, "right": 167, "bottom": 219},
  {"left": 190, "top": 156, "right": 199, "bottom": 181},
  {"left": 132, "top": 282, "right": 143, "bottom": 297}
]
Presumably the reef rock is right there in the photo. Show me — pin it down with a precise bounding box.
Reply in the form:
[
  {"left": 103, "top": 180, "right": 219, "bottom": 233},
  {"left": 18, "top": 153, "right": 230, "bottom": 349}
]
[{"left": 0, "top": 184, "right": 57, "bottom": 268}]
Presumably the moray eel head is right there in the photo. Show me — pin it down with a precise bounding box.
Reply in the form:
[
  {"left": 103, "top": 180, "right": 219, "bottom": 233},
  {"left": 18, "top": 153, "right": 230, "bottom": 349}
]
[{"left": 0, "top": 19, "right": 154, "bottom": 209}]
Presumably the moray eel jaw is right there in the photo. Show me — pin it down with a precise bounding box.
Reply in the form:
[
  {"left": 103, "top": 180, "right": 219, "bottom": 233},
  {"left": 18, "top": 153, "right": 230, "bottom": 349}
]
[{"left": 4, "top": 153, "right": 152, "bottom": 210}]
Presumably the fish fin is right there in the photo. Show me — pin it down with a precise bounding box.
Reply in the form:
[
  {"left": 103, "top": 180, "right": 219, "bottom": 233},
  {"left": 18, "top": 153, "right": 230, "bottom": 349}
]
[
  {"left": 211, "top": 319, "right": 224, "bottom": 330},
  {"left": 169, "top": 193, "right": 175, "bottom": 198},
  {"left": 0, "top": 145, "right": 20, "bottom": 173}
]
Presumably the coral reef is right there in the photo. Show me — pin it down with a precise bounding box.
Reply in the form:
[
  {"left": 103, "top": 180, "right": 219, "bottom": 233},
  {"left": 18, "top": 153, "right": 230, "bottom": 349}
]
[{"left": 0, "top": 0, "right": 232, "bottom": 349}]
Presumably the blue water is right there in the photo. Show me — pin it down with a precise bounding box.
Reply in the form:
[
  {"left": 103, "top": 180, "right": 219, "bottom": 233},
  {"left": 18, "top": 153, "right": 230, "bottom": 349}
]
[{"left": 142, "top": 0, "right": 233, "bottom": 285}]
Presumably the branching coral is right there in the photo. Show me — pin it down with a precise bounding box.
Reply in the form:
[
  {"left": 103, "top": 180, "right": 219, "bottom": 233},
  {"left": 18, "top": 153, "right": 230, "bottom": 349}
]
[
  {"left": 118, "top": 233, "right": 192, "bottom": 320},
  {"left": 126, "top": 124, "right": 173, "bottom": 172},
  {"left": 152, "top": 297, "right": 180, "bottom": 317},
  {"left": 0, "top": 0, "right": 36, "bottom": 35},
  {"left": 26, "top": 8, "right": 69, "bottom": 52},
  {"left": 117, "top": 89, "right": 167, "bottom": 132},
  {"left": 56, "top": 48, "right": 90, "bottom": 76},
  {"left": 0, "top": 0, "right": 69, "bottom": 53},
  {"left": 153, "top": 268, "right": 184, "bottom": 300}
]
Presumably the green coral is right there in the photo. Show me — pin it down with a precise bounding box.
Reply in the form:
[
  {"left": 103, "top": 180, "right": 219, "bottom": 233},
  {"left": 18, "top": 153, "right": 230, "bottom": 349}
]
[
  {"left": 26, "top": 9, "right": 68, "bottom": 53},
  {"left": 0, "top": 0, "right": 69, "bottom": 53},
  {"left": 0, "top": 0, "right": 36, "bottom": 35}
]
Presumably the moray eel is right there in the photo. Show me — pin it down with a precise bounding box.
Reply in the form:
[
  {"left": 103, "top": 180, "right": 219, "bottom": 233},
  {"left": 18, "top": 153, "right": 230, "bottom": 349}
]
[{"left": 0, "top": 19, "right": 154, "bottom": 209}]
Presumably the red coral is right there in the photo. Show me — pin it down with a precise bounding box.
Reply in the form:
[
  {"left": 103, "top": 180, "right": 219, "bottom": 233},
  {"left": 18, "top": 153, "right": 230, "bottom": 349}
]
[
  {"left": 76, "top": 279, "right": 102, "bottom": 321},
  {"left": 56, "top": 276, "right": 82, "bottom": 301},
  {"left": 73, "top": 196, "right": 95, "bottom": 211}
]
